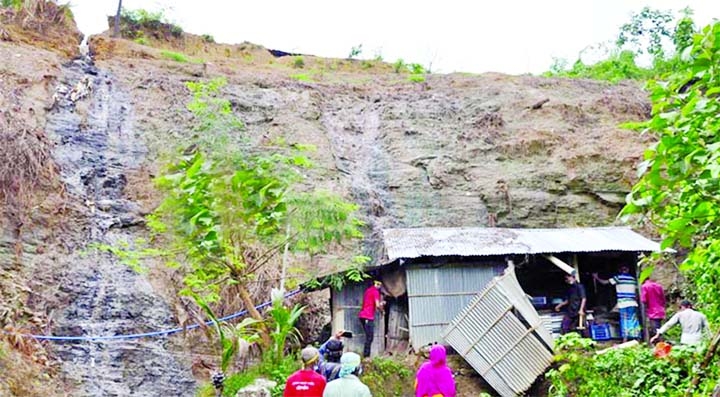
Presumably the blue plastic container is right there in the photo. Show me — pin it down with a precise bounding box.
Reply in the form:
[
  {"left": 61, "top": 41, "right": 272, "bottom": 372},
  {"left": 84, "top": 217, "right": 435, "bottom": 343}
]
[{"left": 591, "top": 323, "right": 611, "bottom": 341}]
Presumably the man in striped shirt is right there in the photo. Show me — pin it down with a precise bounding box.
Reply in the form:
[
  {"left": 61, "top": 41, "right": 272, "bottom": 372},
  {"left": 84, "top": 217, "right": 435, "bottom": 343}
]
[{"left": 593, "top": 265, "right": 641, "bottom": 342}]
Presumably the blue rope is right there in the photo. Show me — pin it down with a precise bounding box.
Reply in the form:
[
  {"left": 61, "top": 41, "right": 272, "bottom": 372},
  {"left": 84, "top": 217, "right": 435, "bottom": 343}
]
[{"left": 8, "top": 288, "right": 302, "bottom": 342}]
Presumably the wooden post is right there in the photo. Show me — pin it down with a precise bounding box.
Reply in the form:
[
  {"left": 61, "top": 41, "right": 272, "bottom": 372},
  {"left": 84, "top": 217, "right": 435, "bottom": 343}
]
[
  {"left": 113, "top": 0, "right": 122, "bottom": 38},
  {"left": 635, "top": 256, "right": 649, "bottom": 344}
]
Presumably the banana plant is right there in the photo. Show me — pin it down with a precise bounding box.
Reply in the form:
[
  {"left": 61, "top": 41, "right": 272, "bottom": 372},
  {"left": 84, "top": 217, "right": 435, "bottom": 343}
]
[{"left": 266, "top": 298, "right": 305, "bottom": 365}]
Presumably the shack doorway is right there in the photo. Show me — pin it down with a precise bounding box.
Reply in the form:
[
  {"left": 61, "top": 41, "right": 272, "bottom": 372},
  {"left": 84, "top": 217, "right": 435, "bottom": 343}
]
[{"left": 514, "top": 252, "right": 641, "bottom": 339}]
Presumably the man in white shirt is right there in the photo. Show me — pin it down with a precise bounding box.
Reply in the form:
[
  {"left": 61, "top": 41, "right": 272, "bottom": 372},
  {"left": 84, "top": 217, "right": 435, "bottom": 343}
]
[{"left": 650, "top": 300, "right": 710, "bottom": 345}]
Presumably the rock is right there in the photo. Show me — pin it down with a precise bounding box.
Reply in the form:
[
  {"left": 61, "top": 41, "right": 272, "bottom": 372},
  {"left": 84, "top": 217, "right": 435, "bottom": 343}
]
[{"left": 235, "top": 378, "right": 277, "bottom": 397}]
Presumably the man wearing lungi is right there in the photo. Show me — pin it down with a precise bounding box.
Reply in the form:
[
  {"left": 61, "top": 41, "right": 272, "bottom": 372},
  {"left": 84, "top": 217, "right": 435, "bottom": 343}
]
[{"left": 593, "top": 265, "right": 641, "bottom": 342}]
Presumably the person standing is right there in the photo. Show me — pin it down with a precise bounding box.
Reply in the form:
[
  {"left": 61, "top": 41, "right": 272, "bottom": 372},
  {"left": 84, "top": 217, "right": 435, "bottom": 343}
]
[
  {"left": 593, "top": 265, "right": 641, "bottom": 342},
  {"left": 318, "top": 331, "right": 346, "bottom": 382},
  {"left": 640, "top": 277, "right": 666, "bottom": 337},
  {"left": 358, "top": 279, "right": 384, "bottom": 357},
  {"left": 323, "top": 352, "right": 372, "bottom": 397},
  {"left": 415, "top": 344, "right": 456, "bottom": 397},
  {"left": 650, "top": 300, "right": 710, "bottom": 345},
  {"left": 555, "top": 272, "right": 587, "bottom": 334},
  {"left": 284, "top": 346, "right": 326, "bottom": 397}
]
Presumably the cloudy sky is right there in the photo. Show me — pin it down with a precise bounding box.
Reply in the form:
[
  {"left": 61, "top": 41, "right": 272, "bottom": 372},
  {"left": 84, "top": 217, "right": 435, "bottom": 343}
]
[{"left": 69, "top": 0, "right": 720, "bottom": 74}]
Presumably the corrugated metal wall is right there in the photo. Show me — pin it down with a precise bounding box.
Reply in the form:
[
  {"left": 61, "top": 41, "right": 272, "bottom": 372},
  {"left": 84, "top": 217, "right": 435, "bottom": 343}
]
[
  {"left": 442, "top": 267, "right": 553, "bottom": 397},
  {"left": 406, "top": 264, "right": 497, "bottom": 348},
  {"left": 330, "top": 283, "right": 385, "bottom": 356}
]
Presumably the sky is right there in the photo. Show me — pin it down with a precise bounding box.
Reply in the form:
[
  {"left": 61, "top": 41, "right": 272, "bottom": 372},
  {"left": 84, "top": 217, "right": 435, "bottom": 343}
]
[{"left": 69, "top": 0, "right": 720, "bottom": 75}]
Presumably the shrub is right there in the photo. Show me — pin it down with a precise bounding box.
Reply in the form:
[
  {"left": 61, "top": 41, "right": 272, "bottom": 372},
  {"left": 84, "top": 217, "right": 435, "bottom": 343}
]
[
  {"left": 348, "top": 44, "right": 362, "bottom": 59},
  {"left": 408, "top": 63, "right": 426, "bottom": 74},
  {"left": 201, "top": 34, "right": 215, "bottom": 43},
  {"left": 362, "top": 357, "right": 413, "bottom": 397},
  {"left": 292, "top": 56, "right": 305, "bottom": 69},
  {"left": 121, "top": 8, "right": 164, "bottom": 28},
  {"left": 169, "top": 23, "right": 183, "bottom": 37},
  {"left": 393, "top": 59, "right": 405, "bottom": 73},
  {"left": 546, "top": 333, "right": 718, "bottom": 396},
  {"left": 407, "top": 74, "right": 425, "bottom": 83},
  {"left": 134, "top": 37, "right": 148, "bottom": 45},
  {"left": 160, "top": 50, "right": 189, "bottom": 63}
]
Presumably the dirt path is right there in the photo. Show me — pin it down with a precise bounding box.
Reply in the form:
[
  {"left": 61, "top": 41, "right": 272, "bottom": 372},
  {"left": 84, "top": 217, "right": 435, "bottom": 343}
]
[{"left": 44, "top": 55, "right": 195, "bottom": 396}]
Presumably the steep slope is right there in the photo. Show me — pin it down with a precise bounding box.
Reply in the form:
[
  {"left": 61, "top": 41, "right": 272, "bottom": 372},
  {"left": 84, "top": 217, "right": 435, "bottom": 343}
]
[
  {"left": 89, "top": 40, "right": 652, "bottom": 258},
  {"left": 1, "top": 21, "right": 653, "bottom": 395}
]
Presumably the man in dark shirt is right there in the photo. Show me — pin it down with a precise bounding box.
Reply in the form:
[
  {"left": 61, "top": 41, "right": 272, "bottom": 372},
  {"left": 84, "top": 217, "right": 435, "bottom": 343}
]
[{"left": 555, "top": 272, "right": 587, "bottom": 334}]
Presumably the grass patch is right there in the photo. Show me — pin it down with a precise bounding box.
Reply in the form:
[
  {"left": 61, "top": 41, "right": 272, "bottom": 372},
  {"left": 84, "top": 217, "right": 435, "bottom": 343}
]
[
  {"left": 290, "top": 73, "right": 312, "bottom": 82},
  {"left": 161, "top": 50, "right": 189, "bottom": 63},
  {"left": 363, "top": 356, "right": 414, "bottom": 397},
  {"left": 408, "top": 74, "right": 425, "bottom": 83},
  {"left": 133, "top": 37, "right": 149, "bottom": 45}
]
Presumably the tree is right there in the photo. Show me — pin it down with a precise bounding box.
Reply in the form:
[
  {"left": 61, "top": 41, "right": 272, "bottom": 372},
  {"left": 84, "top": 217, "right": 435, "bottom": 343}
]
[
  {"left": 545, "top": 7, "right": 697, "bottom": 82},
  {"left": 147, "top": 78, "right": 366, "bottom": 347},
  {"left": 621, "top": 21, "right": 720, "bottom": 394}
]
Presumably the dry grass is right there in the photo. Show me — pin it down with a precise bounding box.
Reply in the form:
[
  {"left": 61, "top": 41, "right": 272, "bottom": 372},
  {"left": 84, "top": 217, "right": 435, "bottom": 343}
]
[
  {"left": 0, "top": 109, "right": 63, "bottom": 265},
  {"left": 0, "top": 0, "right": 82, "bottom": 58},
  {"left": 0, "top": 336, "right": 68, "bottom": 396}
]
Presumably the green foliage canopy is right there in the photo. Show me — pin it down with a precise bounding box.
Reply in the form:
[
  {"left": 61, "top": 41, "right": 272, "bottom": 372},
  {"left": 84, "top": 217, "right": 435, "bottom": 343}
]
[
  {"left": 547, "top": 334, "right": 716, "bottom": 396},
  {"left": 622, "top": 22, "right": 720, "bottom": 323},
  {"left": 545, "top": 7, "right": 697, "bottom": 83}
]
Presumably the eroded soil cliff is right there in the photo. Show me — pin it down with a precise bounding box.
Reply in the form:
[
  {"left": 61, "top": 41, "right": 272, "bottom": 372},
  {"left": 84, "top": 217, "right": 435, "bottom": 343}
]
[{"left": 0, "top": 12, "right": 657, "bottom": 395}]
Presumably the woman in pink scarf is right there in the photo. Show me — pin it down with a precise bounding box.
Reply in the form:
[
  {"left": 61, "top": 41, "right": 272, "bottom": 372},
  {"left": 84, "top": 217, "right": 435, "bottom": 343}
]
[{"left": 415, "top": 344, "right": 456, "bottom": 397}]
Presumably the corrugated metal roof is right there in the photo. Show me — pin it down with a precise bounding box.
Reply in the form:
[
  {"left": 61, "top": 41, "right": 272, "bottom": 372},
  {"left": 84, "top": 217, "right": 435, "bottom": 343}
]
[
  {"left": 383, "top": 226, "right": 660, "bottom": 262},
  {"left": 441, "top": 266, "right": 553, "bottom": 397}
]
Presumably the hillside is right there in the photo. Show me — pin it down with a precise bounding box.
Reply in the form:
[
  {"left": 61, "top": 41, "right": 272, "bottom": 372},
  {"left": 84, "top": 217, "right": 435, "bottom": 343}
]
[{"left": 0, "top": 7, "right": 656, "bottom": 396}]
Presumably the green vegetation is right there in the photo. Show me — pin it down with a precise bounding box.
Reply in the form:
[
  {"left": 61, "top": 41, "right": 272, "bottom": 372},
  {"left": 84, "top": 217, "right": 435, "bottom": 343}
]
[
  {"left": 393, "top": 59, "right": 406, "bottom": 73},
  {"left": 408, "top": 63, "right": 426, "bottom": 74},
  {"left": 197, "top": 354, "right": 299, "bottom": 396},
  {"left": 290, "top": 73, "right": 312, "bottom": 82},
  {"left": 0, "top": 0, "right": 21, "bottom": 9},
  {"left": 121, "top": 8, "right": 165, "bottom": 28},
  {"left": 622, "top": 20, "right": 720, "bottom": 326},
  {"left": 393, "top": 59, "right": 428, "bottom": 75},
  {"left": 292, "top": 56, "right": 304, "bottom": 69},
  {"left": 544, "top": 7, "right": 695, "bottom": 83},
  {"left": 133, "top": 37, "right": 148, "bottom": 45},
  {"left": 169, "top": 23, "right": 183, "bottom": 37},
  {"left": 99, "top": 77, "right": 366, "bottom": 393},
  {"left": 408, "top": 74, "right": 425, "bottom": 83},
  {"left": 348, "top": 44, "right": 363, "bottom": 59},
  {"left": 201, "top": 34, "right": 215, "bottom": 43},
  {"left": 265, "top": 300, "right": 304, "bottom": 366},
  {"left": 149, "top": 77, "right": 365, "bottom": 305},
  {"left": 548, "top": 16, "right": 720, "bottom": 397},
  {"left": 360, "top": 60, "right": 374, "bottom": 69},
  {"left": 362, "top": 356, "right": 413, "bottom": 397},
  {"left": 546, "top": 50, "right": 655, "bottom": 83},
  {"left": 120, "top": 7, "right": 184, "bottom": 38},
  {"left": 160, "top": 50, "right": 189, "bottom": 63},
  {"left": 547, "top": 333, "right": 717, "bottom": 396}
]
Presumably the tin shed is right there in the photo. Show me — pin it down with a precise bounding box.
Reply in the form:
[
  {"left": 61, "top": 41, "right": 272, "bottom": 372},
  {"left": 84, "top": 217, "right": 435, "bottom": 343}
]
[{"left": 314, "top": 226, "right": 662, "bottom": 393}]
